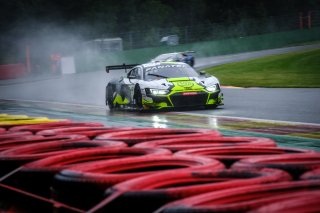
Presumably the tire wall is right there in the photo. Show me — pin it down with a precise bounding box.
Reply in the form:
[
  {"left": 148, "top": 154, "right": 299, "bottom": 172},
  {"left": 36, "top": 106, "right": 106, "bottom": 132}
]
[{"left": 0, "top": 114, "right": 319, "bottom": 213}]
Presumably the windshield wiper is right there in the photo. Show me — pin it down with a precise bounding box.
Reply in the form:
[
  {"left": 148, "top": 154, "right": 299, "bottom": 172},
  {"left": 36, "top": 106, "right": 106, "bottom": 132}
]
[{"left": 147, "top": 73, "right": 168, "bottom": 78}]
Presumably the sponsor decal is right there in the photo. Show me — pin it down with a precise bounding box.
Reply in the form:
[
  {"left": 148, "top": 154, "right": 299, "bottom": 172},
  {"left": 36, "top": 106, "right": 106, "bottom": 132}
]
[{"left": 145, "top": 64, "right": 187, "bottom": 72}]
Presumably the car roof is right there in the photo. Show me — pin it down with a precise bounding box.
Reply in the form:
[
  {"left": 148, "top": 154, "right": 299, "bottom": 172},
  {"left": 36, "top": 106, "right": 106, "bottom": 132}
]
[{"left": 140, "top": 61, "right": 188, "bottom": 68}]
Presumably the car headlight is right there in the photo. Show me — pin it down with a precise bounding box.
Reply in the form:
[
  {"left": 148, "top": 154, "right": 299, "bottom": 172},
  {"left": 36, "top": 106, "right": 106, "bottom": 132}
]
[
  {"left": 149, "top": 88, "right": 169, "bottom": 95},
  {"left": 206, "top": 85, "right": 217, "bottom": 92}
]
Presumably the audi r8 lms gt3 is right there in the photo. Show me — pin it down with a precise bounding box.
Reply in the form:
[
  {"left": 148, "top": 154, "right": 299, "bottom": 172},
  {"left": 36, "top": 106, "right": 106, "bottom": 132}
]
[
  {"left": 105, "top": 62, "right": 223, "bottom": 111},
  {"left": 151, "top": 51, "right": 195, "bottom": 67}
]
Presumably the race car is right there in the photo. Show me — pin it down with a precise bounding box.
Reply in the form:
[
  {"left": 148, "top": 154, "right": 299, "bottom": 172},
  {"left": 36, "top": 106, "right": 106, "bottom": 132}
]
[
  {"left": 151, "top": 51, "right": 195, "bottom": 67},
  {"left": 105, "top": 62, "right": 223, "bottom": 111}
]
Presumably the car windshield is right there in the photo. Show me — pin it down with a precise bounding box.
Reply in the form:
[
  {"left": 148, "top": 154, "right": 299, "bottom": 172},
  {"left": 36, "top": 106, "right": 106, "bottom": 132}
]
[
  {"left": 152, "top": 53, "right": 176, "bottom": 61},
  {"left": 144, "top": 63, "right": 199, "bottom": 81}
]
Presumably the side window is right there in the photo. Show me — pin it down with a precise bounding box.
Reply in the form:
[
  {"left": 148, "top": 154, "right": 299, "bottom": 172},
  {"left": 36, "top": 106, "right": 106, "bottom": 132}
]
[
  {"left": 136, "top": 67, "right": 142, "bottom": 79},
  {"left": 128, "top": 67, "right": 142, "bottom": 79}
]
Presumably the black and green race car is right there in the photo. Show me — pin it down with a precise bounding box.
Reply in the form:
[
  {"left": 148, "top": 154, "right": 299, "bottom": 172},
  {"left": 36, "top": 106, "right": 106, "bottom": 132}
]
[{"left": 105, "top": 62, "right": 223, "bottom": 110}]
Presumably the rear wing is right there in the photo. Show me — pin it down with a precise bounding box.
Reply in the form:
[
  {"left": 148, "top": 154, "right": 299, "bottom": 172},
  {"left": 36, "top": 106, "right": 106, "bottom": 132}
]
[{"left": 105, "top": 63, "right": 140, "bottom": 73}]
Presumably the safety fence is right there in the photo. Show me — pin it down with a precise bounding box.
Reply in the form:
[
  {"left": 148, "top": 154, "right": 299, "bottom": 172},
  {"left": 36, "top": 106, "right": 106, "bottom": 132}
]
[
  {"left": 0, "top": 114, "right": 320, "bottom": 212},
  {"left": 111, "top": 10, "right": 320, "bottom": 50}
]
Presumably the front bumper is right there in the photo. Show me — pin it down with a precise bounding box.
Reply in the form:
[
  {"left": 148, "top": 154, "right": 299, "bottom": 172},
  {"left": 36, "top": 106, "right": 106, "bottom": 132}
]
[{"left": 142, "top": 90, "right": 223, "bottom": 109}]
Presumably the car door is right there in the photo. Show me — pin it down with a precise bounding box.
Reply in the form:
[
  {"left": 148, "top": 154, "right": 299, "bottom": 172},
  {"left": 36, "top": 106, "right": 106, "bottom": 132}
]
[{"left": 120, "top": 67, "right": 143, "bottom": 104}]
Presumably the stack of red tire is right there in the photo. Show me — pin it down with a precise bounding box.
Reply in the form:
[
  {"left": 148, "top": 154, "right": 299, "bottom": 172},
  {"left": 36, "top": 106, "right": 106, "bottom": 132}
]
[{"left": 0, "top": 117, "right": 319, "bottom": 213}]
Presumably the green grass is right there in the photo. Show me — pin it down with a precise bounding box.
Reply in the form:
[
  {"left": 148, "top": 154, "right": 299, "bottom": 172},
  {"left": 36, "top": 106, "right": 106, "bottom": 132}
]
[{"left": 205, "top": 48, "right": 320, "bottom": 87}]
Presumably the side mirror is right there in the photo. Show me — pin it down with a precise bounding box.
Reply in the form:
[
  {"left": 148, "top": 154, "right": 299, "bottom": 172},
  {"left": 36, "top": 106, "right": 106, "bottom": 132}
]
[{"left": 199, "top": 70, "right": 206, "bottom": 75}]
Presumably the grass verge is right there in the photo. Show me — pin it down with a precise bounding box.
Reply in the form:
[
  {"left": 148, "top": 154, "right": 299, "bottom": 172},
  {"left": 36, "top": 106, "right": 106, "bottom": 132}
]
[{"left": 205, "top": 48, "right": 320, "bottom": 87}]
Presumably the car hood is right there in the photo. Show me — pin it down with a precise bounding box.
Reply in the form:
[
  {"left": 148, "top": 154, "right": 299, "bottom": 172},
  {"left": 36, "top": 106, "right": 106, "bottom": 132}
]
[{"left": 140, "top": 76, "right": 220, "bottom": 90}]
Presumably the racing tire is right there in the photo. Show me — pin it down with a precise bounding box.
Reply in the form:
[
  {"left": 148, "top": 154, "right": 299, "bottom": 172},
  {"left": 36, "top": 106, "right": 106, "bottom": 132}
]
[
  {"left": 155, "top": 180, "right": 320, "bottom": 213},
  {"left": 52, "top": 155, "right": 221, "bottom": 210},
  {"left": 15, "top": 147, "right": 170, "bottom": 198},
  {"left": 0, "top": 131, "right": 33, "bottom": 140},
  {"left": 0, "top": 134, "right": 87, "bottom": 175},
  {"left": 134, "top": 84, "right": 143, "bottom": 109},
  {"left": 175, "top": 146, "right": 313, "bottom": 167},
  {"left": 134, "top": 136, "right": 276, "bottom": 152},
  {"left": 251, "top": 191, "right": 320, "bottom": 213},
  {"left": 95, "top": 128, "right": 221, "bottom": 145},
  {"left": 1, "top": 140, "right": 127, "bottom": 197},
  {"left": 106, "top": 84, "right": 115, "bottom": 109},
  {"left": 232, "top": 153, "right": 320, "bottom": 179},
  {"left": 37, "top": 126, "right": 135, "bottom": 139},
  {"left": 91, "top": 168, "right": 290, "bottom": 213},
  {"left": 9, "top": 121, "right": 103, "bottom": 134},
  {"left": 300, "top": 167, "right": 320, "bottom": 180}
]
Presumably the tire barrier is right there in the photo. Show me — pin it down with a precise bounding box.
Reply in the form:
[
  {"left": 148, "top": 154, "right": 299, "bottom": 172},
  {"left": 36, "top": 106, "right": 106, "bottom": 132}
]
[
  {"left": 300, "top": 167, "right": 320, "bottom": 180},
  {"left": 232, "top": 153, "right": 320, "bottom": 179},
  {"left": 134, "top": 136, "right": 277, "bottom": 152},
  {"left": 9, "top": 121, "right": 103, "bottom": 134},
  {"left": 0, "top": 131, "right": 33, "bottom": 140},
  {"left": 0, "top": 135, "right": 45, "bottom": 151},
  {"left": 249, "top": 191, "right": 320, "bottom": 213},
  {"left": 95, "top": 128, "right": 221, "bottom": 145},
  {"left": 0, "top": 128, "right": 6, "bottom": 134},
  {"left": 52, "top": 155, "right": 223, "bottom": 210},
  {"left": 0, "top": 134, "right": 88, "bottom": 175},
  {"left": 36, "top": 126, "right": 136, "bottom": 139},
  {"left": 1, "top": 140, "right": 127, "bottom": 197},
  {"left": 0, "top": 113, "right": 319, "bottom": 213},
  {"left": 155, "top": 180, "right": 320, "bottom": 213},
  {"left": 0, "top": 134, "right": 88, "bottom": 152},
  {"left": 90, "top": 168, "right": 291, "bottom": 213},
  {"left": 5, "top": 147, "right": 170, "bottom": 198},
  {"left": 175, "top": 146, "right": 313, "bottom": 167}
]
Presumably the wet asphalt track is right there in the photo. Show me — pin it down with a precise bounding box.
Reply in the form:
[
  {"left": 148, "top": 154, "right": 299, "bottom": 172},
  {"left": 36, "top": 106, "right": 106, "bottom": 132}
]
[{"left": 0, "top": 44, "right": 320, "bottom": 124}]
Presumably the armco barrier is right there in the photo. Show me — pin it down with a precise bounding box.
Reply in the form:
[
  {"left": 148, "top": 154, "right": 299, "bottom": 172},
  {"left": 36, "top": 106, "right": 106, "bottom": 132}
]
[
  {"left": 3, "top": 147, "right": 171, "bottom": 198},
  {"left": 9, "top": 121, "right": 103, "bottom": 133},
  {"left": 232, "top": 153, "right": 320, "bottom": 179},
  {"left": 175, "top": 146, "right": 313, "bottom": 167},
  {"left": 90, "top": 168, "right": 291, "bottom": 213},
  {"left": 155, "top": 180, "right": 320, "bottom": 213},
  {"left": 52, "top": 155, "right": 223, "bottom": 210},
  {"left": 134, "top": 136, "right": 277, "bottom": 152},
  {"left": 0, "top": 64, "right": 26, "bottom": 80},
  {"left": 95, "top": 128, "right": 221, "bottom": 145},
  {"left": 37, "top": 126, "right": 136, "bottom": 139}
]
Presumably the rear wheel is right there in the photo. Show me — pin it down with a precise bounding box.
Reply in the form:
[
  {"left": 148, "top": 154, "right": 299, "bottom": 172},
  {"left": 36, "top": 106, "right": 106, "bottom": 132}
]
[
  {"left": 134, "top": 84, "right": 143, "bottom": 109},
  {"left": 106, "top": 84, "right": 115, "bottom": 109}
]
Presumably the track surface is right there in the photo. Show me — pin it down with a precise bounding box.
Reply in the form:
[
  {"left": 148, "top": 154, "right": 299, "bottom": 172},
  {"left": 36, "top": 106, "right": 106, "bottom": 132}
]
[{"left": 0, "top": 44, "right": 320, "bottom": 124}]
